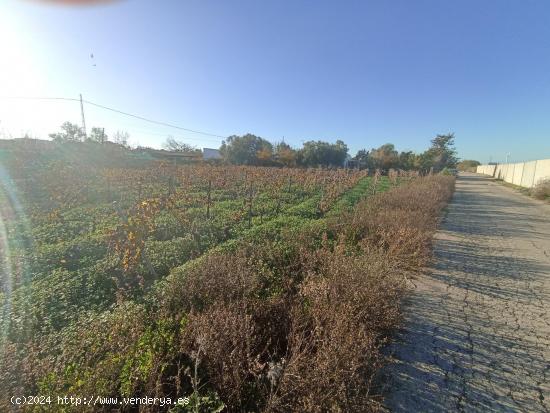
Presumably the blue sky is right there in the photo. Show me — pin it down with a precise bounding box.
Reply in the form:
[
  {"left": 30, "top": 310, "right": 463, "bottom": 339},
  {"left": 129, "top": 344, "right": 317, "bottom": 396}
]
[{"left": 1, "top": 0, "right": 549, "bottom": 163}]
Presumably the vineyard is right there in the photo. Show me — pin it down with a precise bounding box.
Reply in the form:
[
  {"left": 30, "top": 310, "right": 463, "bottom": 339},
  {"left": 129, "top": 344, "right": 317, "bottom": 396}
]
[
  {"left": 0, "top": 144, "right": 453, "bottom": 412},
  {"left": 0, "top": 145, "right": 412, "bottom": 337}
]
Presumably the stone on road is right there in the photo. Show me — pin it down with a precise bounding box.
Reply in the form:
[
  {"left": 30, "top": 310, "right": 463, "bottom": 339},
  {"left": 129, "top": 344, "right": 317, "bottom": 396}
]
[{"left": 385, "top": 173, "right": 550, "bottom": 412}]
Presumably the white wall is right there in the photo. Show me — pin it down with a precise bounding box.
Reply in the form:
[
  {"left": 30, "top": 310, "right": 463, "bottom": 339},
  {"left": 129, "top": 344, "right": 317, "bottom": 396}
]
[{"left": 476, "top": 158, "right": 550, "bottom": 188}]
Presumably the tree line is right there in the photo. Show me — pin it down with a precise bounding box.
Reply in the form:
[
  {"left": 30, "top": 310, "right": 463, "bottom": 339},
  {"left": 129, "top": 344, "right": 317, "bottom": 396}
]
[
  {"left": 219, "top": 132, "right": 461, "bottom": 172},
  {"left": 46, "top": 121, "right": 476, "bottom": 172}
]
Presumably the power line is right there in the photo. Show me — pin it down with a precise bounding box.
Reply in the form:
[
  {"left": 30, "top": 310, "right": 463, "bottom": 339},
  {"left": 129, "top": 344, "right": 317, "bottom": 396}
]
[
  {"left": 0, "top": 95, "right": 228, "bottom": 139},
  {"left": 83, "top": 99, "right": 226, "bottom": 138},
  {"left": 119, "top": 126, "right": 221, "bottom": 144},
  {"left": 0, "top": 96, "right": 79, "bottom": 102}
]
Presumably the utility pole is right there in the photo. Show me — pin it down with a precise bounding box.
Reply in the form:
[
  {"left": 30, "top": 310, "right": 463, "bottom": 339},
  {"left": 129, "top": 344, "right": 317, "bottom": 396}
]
[
  {"left": 80, "top": 94, "right": 87, "bottom": 139},
  {"left": 101, "top": 127, "right": 105, "bottom": 144},
  {"left": 506, "top": 153, "right": 510, "bottom": 164}
]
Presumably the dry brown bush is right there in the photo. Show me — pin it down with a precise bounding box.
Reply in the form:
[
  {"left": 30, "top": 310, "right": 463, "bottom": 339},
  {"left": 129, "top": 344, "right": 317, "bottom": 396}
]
[
  {"left": 167, "top": 247, "right": 403, "bottom": 413},
  {"left": 264, "top": 250, "right": 403, "bottom": 412},
  {"left": 159, "top": 251, "right": 262, "bottom": 315},
  {"left": 180, "top": 300, "right": 280, "bottom": 411},
  {"left": 532, "top": 178, "right": 550, "bottom": 200},
  {"left": 332, "top": 176, "right": 454, "bottom": 270}
]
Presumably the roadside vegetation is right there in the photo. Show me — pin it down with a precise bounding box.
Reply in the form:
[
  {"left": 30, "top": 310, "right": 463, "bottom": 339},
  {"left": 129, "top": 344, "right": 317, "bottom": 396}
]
[
  {"left": 532, "top": 178, "right": 550, "bottom": 200},
  {"left": 495, "top": 178, "right": 550, "bottom": 203}
]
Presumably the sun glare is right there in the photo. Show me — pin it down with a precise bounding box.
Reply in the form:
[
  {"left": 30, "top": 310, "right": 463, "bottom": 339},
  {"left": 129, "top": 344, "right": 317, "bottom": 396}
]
[{"left": 0, "top": 6, "right": 57, "bottom": 138}]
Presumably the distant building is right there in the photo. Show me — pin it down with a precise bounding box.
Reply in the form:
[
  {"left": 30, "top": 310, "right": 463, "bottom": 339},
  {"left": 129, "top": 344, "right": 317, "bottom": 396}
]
[
  {"left": 139, "top": 148, "right": 201, "bottom": 163},
  {"left": 203, "top": 148, "right": 222, "bottom": 160},
  {"left": 343, "top": 154, "right": 353, "bottom": 168}
]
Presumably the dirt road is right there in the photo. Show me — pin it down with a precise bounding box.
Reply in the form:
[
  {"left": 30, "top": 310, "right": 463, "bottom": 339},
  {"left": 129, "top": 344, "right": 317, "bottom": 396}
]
[{"left": 385, "top": 173, "right": 550, "bottom": 412}]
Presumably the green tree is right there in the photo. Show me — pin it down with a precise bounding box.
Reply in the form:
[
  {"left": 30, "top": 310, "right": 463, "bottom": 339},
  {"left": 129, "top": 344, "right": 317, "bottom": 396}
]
[
  {"left": 88, "top": 127, "right": 107, "bottom": 143},
  {"left": 49, "top": 122, "right": 84, "bottom": 143},
  {"left": 413, "top": 151, "right": 435, "bottom": 172},
  {"left": 220, "top": 134, "right": 273, "bottom": 165},
  {"left": 352, "top": 149, "right": 369, "bottom": 169},
  {"left": 398, "top": 151, "right": 416, "bottom": 170},
  {"left": 274, "top": 142, "right": 297, "bottom": 167},
  {"left": 457, "top": 159, "right": 480, "bottom": 171},
  {"left": 424, "top": 133, "right": 458, "bottom": 172},
  {"left": 298, "top": 140, "right": 348, "bottom": 167},
  {"left": 367, "top": 143, "right": 399, "bottom": 170}
]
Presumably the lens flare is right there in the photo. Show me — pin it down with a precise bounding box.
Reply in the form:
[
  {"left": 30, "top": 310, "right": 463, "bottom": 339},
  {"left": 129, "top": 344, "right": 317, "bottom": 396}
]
[{"left": 0, "top": 163, "right": 33, "bottom": 342}]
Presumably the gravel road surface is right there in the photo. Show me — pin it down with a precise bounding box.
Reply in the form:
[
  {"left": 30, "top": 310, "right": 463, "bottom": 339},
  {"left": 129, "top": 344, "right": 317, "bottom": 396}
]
[{"left": 385, "top": 173, "right": 550, "bottom": 412}]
